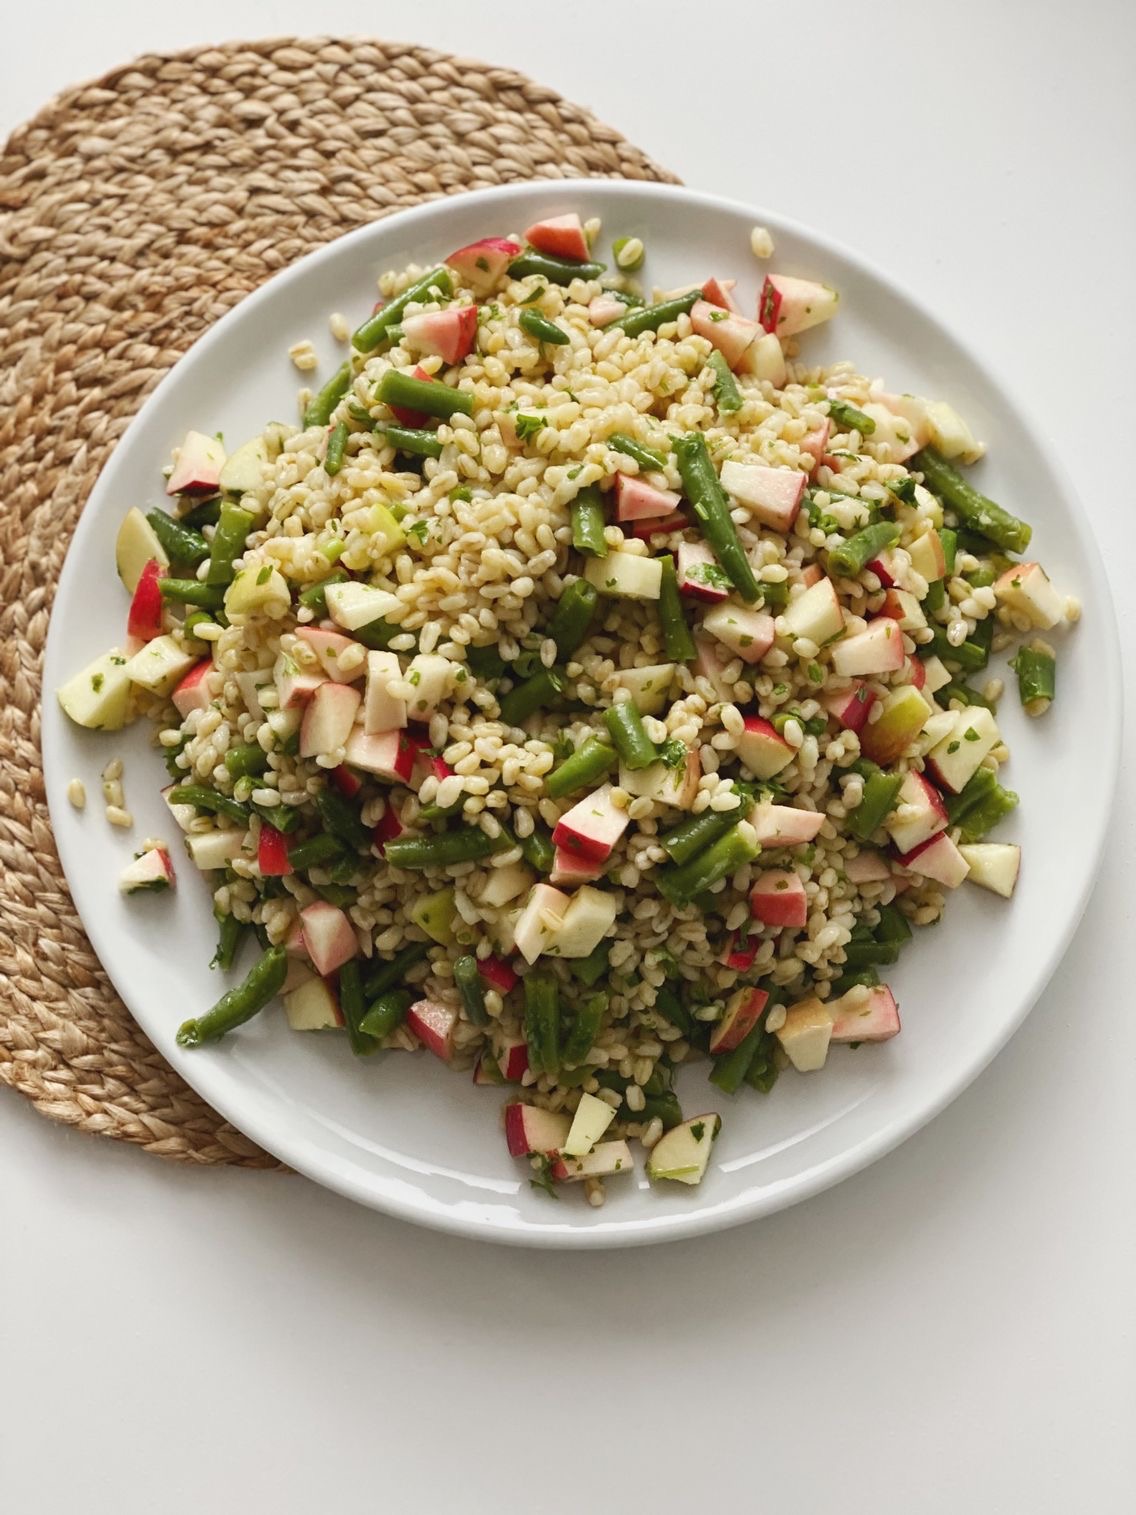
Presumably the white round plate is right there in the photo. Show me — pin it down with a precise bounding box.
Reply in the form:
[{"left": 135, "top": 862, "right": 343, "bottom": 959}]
[{"left": 42, "top": 180, "right": 1120, "bottom": 1247}]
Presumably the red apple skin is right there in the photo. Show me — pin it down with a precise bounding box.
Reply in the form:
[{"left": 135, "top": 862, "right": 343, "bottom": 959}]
[
  {"left": 523, "top": 214, "right": 590, "bottom": 262},
  {"left": 477, "top": 955, "right": 519, "bottom": 994},
  {"left": 709, "top": 986, "right": 770, "bottom": 1053},
  {"left": 750, "top": 870, "right": 809, "bottom": 929},
  {"left": 406, "top": 998, "right": 457, "bottom": 1061}
]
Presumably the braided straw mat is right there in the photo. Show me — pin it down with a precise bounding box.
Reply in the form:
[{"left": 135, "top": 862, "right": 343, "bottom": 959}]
[{"left": 0, "top": 37, "right": 677, "bottom": 1167}]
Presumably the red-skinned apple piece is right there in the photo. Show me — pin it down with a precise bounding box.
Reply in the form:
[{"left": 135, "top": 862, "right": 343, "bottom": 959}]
[
  {"left": 708, "top": 984, "right": 770, "bottom": 1053},
  {"left": 402, "top": 306, "right": 478, "bottom": 366},
  {"left": 613, "top": 473, "right": 682, "bottom": 522},
  {"left": 444, "top": 238, "right": 520, "bottom": 297},
  {"left": 300, "top": 901, "right": 358, "bottom": 975},
  {"left": 750, "top": 869, "right": 808, "bottom": 928},
  {"left": 522, "top": 212, "right": 590, "bottom": 261},
  {"left": 504, "top": 1104, "right": 570, "bottom": 1157},
  {"left": 127, "top": 558, "right": 164, "bottom": 642},
  {"left": 171, "top": 659, "right": 213, "bottom": 718},
  {"left": 406, "top": 997, "right": 458, "bottom": 1061}
]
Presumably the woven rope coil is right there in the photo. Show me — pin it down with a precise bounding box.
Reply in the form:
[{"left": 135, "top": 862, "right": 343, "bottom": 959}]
[{"left": 0, "top": 37, "right": 676, "bottom": 1166}]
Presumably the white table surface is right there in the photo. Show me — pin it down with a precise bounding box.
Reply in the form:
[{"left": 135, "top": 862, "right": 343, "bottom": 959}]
[{"left": 3, "top": 3, "right": 1133, "bottom": 1509}]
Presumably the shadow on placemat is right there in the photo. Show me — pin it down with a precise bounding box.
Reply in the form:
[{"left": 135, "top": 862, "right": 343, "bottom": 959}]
[{"left": 0, "top": 35, "right": 677, "bottom": 1167}]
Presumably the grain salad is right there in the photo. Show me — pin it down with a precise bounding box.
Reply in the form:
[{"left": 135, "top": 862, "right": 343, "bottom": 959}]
[{"left": 57, "top": 208, "right": 1075, "bottom": 1201}]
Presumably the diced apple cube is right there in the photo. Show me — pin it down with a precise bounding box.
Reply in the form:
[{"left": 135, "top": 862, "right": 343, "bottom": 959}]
[
  {"left": 167, "top": 430, "right": 225, "bottom": 495},
  {"left": 880, "top": 588, "right": 926, "bottom": 632},
  {"left": 57, "top": 649, "right": 134, "bottom": 731},
  {"left": 613, "top": 473, "right": 681, "bottom": 522},
  {"left": 831, "top": 618, "right": 906, "bottom": 677},
  {"left": 406, "top": 997, "right": 459, "bottom": 1060},
  {"left": 676, "top": 541, "right": 729, "bottom": 602},
  {"left": 324, "top": 581, "right": 401, "bottom": 633},
  {"left": 924, "top": 706, "right": 999, "bottom": 793},
  {"left": 690, "top": 300, "right": 761, "bottom": 371},
  {"left": 702, "top": 602, "right": 775, "bottom": 664},
  {"left": 779, "top": 576, "right": 843, "bottom": 644},
  {"left": 549, "top": 847, "right": 606, "bottom": 886},
  {"left": 551, "top": 886, "right": 618, "bottom": 958},
  {"left": 709, "top": 985, "right": 770, "bottom": 1053},
  {"left": 924, "top": 400, "right": 983, "bottom": 463},
  {"left": 618, "top": 748, "right": 699, "bottom": 810},
  {"left": 123, "top": 634, "right": 199, "bottom": 696},
  {"left": 552, "top": 1139, "right": 634, "bottom": 1183},
  {"left": 185, "top": 830, "right": 247, "bottom": 871},
  {"left": 224, "top": 566, "right": 290, "bottom": 620},
  {"left": 410, "top": 887, "right": 456, "bottom": 946},
  {"left": 692, "top": 637, "right": 735, "bottom": 703},
  {"left": 513, "top": 883, "right": 571, "bottom": 964},
  {"left": 799, "top": 419, "right": 831, "bottom": 472},
  {"left": 587, "top": 295, "right": 627, "bottom": 327},
  {"left": 776, "top": 997, "right": 833, "bottom": 1071},
  {"left": 829, "top": 984, "right": 900, "bottom": 1043},
  {"left": 362, "top": 650, "right": 407, "bottom": 732},
  {"left": 921, "top": 654, "right": 952, "bottom": 694},
  {"left": 115, "top": 508, "right": 169, "bottom": 593},
  {"left": 344, "top": 727, "right": 414, "bottom": 782},
  {"left": 505, "top": 1103, "right": 571, "bottom": 1157},
  {"left": 584, "top": 550, "right": 663, "bottom": 601},
  {"left": 958, "top": 842, "right": 1021, "bottom": 898},
  {"left": 218, "top": 436, "right": 268, "bottom": 496},
  {"left": 610, "top": 662, "right": 676, "bottom": 715},
  {"left": 480, "top": 861, "right": 535, "bottom": 908},
  {"left": 823, "top": 682, "right": 876, "bottom": 733},
  {"left": 720, "top": 459, "right": 806, "bottom": 532},
  {"left": 749, "top": 804, "right": 826, "bottom": 848},
  {"left": 994, "top": 562, "right": 1064, "bottom": 629},
  {"left": 283, "top": 977, "right": 342, "bottom": 1031},
  {"left": 299, "top": 681, "right": 362, "bottom": 758},
  {"left": 119, "top": 847, "right": 176, "bottom": 895},
  {"left": 742, "top": 332, "right": 787, "bottom": 385},
  {"left": 907, "top": 530, "right": 946, "bottom": 583},
  {"left": 562, "top": 1092, "right": 617, "bottom": 1157},
  {"left": 843, "top": 850, "right": 892, "bottom": 883},
  {"left": 403, "top": 652, "right": 454, "bottom": 719},
  {"left": 402, "top": 306, "right": 478, "bottom": 366},
  {"left": 750, "top": 868, "right": 808, "bottom": 928},
  {"left": 552, "top": 783, "right": 629, "bottom": 862},
  {"left": 886, "top": 771, "right": 948, "bottom": 854},
  {"left": 171, "top": 659, "right": 214, "bottom": 717},
  {"left": 523, "top": 213, "right": 590, "bottom": 262},
  {"left": 645, "top": 1115, "right": 720, "bottom": 1186},
  {"left": 300, "top": 901, "right": 358, "bottom": 976},
  {"left": 859, "top": 685, "right": 933, "bottom": 765},
  {"left": 894, "top": 832, "right": 970, "bottom": 889},
  {"left": 445, "top": 236, "right": 521, "bottom": 296},
  {"left": 735, "top": 716, "right": 794, "bottom": 780},
  {"left": 758, "top": 274, "right": 839, "bottom": 337}
]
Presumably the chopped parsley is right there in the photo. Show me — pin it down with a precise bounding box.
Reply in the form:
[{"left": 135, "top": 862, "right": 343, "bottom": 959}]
[
  {"left": 256, "top": 565, "right": 271, "bottom": 585},
  {"left": 690, "top": 1121, "right": 706, "bottom": 1142},
  {"left": 406, "top": 520, "right": 430, "bottom": 545},
  {"left": 963, "top": 726, "right": 980, "bottom": 742},
  {"left": 450, "top": 486, "right": 473, "bottom": 503},
  {"left": 514, "top": 411, "right": 548, "bottom": 442},
  {"left": 658, "top": 739, "right": 688, "bottom": 771},
  {"left": 91, "top": 673, "right": 104, "bottom": 692},
  {"left": 566, "top": 464, "right": 583, "bottom": 480},
  {"left": 475, "top": 255, "right": 490, "bottom": 272},
  {"left": 687, "top": 561, "right": 731, "bottom": 591},
  {"left": 807, "top": 662, "right": 824, "bottom": 684},
  {"left": 947, "top": 740, "right": 960, "bottom": 754},
  {"left": 408, "top": 670, "right": 421, "bottom": 687},
  {"left": 529, "top": 1153, "right": 559, "bottom": 1199}
]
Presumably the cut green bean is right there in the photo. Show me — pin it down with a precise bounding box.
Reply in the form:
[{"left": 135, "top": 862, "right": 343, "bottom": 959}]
[
  {"left": 846, "top": 765, "right": 902, "bottom": 842},
  {"left": 653, "top": 984, "right": 694, "bottom": 1037},
  {"left": 956, "top": 785, "right": 1019, "bottom": 843},
  {"left": 674, "top": 434, "right": 761, "bottom": 603},
  {"left": 210, "top": 909, "right": 247, "bottom": 972},
  {"left": 498, "top": 666, "right": 565, "bottom": 727},
  {"left": 570, "top": 940, "right": 612, "bottom": 989},
  {"left": 206, "top": 501, "right": 254, "bottom": 586},
  {"left": 324, "top": 420, "right": 349, "bottom": 476},
  {"left": 168, "top": 784, "right": 249, "bottom": 826},
  {"left": 146, "top": 510, "right": 209, "bottom": 567},
  {"left": 315, "top": 788, "right": 371, "bottom": 853},
  {"left": 516, "top": 823, "right": 555, "bottom": 874},
  {"left": 376, "top": 368, "right": 474, "bottom": 420},
  {"left": 611, "top": 289, "right": 699, "bottom": 338},
  {"left": 454, "top": 954, "right": 490, "bottom": 1027},
  {"left": 373, "top": 423, "right": 443, "bottom": 459},
  {"left": 634, "top": 1091, "right": 684, "bottom": 1129},
  {"left": 254, "top": 802, "right": 299, "bottom": 834},
  {"left": 546, "top": 737, "right": 616, "bottom": 799},
  {"left": 570, "top": 487, "right": 608, "bottom": 557},
  {"left": 297, "top": 569, "right": 349, "bottom": 615},
  {"left": 353, "top": 616, "right": 403, "bottom": 651},
  {"left": 611, "top": 236, "right": 645, "bottom": 271},
  {"left": 875, "top": 904, "right": 913, "bottom": 945},
  {"left": 842, "top": 936, "right": 901, "bottom": 969},
  {"left": 940, "top": 526, "right": 959, "bottom": 575},
  {"left": 507, "top": 251, "right": 605, "bottom": 286},
  {"left": 1011, "top": 643, "right": 1056, "bottom": 713},
  {"left": 179, "top": 497, "right": 222, "bottom": 530},
  {"left": 828, "top": 520, "right": 901, "bottom": 579},
  {"left": 287, "top": 832, "right": 345, "bottom": 871},
  {"left": 914, "top": 447, "right": 1032, "bottom": 555},
  {"left": 302, "top": 362, "right": 353, "bottom": 427},
  {"left": 176, "top": 945, "right": 287, "bottom": 1048},
  {"left": 383, "top": 829, "right": 500, "bottom": 869},
  {"left": 523, "top": 970, "right": 560, "bottom": 1077},
  {"left": 657, "top": 554, "right": 696, "bottom": 663},
  {"left": 828, "top": 398, "right": 876, "bottom": 436},
  {"left": 937, "top": 682, "right": 995, "bottom": 711},
  {"left": 608, "top": 433, "right": 667, "bottom": 471},
  {"left": 709, "top": 1021, "right": 767, "bottom": 1095},
  {"left": 339, "top": 960, "right": 379, "bottom": 1056},
  {"left": 519, "top": 309, "right": 570, "bottom": 346},
  {"left": 363, "top": 941, "right": 430, "bottom": 1001},
  {"left": 358, "top": 990, "right": 412, "bottom": 1041},
  {"left": 603, "top": 700, "right": 657, "bottom": 771},
  {"left": 466, "top": 642, "right": 507, "bottom": 681},
  {"left": 561, "top": 991, "right": 607, "bottom": 1066},
  {"left": 656, "top": 823, "right": 760, "bottom": 906},
  {"left": 706, "top": 350, "right": 743, "bottom": 415},
  {"left": 352, "top": 268, "right": 453, "bottom": 352},
  {"left": 159, "top": 577, "right": 224, "bottom": 609},
  {"left": 548, "top": 578, "right": 599, "bottom": 658},
  {"left": 224, "top": 744, "right": 269, "bottom": 780},
  {"left": 659, "top": 787, "right": 751, "bottom": 867},
  {"left": 929, "top": 619, "right": 993, "bottom": 674}
]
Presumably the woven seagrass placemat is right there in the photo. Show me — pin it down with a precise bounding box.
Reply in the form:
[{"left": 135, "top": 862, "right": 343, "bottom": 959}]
[{"left": 0, "top": 36, "right": 677, "bottom": 1167}]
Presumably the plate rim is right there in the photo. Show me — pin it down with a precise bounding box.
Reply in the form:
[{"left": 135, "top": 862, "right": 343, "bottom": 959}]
[{"left": 42, "top": 177, "right": 1123, "bottom": 1247}]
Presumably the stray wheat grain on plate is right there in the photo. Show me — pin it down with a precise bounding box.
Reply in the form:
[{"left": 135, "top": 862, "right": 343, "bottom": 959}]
[{"left": 57, "top": 207, "right": 1076, "bottom": 1205}]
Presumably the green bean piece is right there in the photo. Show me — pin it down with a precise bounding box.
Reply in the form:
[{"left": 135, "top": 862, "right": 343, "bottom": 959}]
[
  {"left": 362, "top": 941, "right": 430, "bottom": 1001},
  {"left": 358, "top": 990, "right": 413, "bottom": 1041},
  {"left": 657, "top": 554, "right": 697, "bottom": 663},
  {"left": 633, "top": 1091, "right": 684, "bottom": 1129},
  {"left": 254, "top": 802, "right": 300, "bottom": 835},
  {"left": 224, "top": 744, "right": 270, "bottom": 780},
  {"left": 454, "top": 955, "right": 490, "bottom": 1027},
  {"left": 656, "top": 823, "right": 760, "bottom": 906},
  {"left": 297, "top": 569, "right": 349, "bottom": 615},
  {"left": 205, "top": 501, "right": 254, "bottom": 587},
  {"left": 940, "top": 526, "right": 959, "bottom": 575},
  {"left": 842, "top": 937, "right": 901, "bottom": 969},
  {"left": 828, "top": 520, "right": 901, "bottom": 579},
  {"left": 928, "top": 619, "right": 993, "bottom": 674},
  {"left": 373, "top": 423, "right": 443, "bottom": 459},
  {"left": 965, "top": 565, "right": 997, "bottom": 589},
  {"left": 875, "top": 904, "right": 912, "bottom": 945},
  {"left": 302, "top": 361, "right": 353, "bottom": 427},
  {"left": 507, "top": 252, "right": 606, "bottom": 286},
  {"left": 324, "top": 420, "right": 349, "bottom": 476},
  {"left": 176, "top": 945, "right": 287, "bottom": 1048},
  {"left": 956, "top": 784, "right": 1019, "bottom": 843},
  {"left": 887, "top": 476, "right": 918, "bottom": 504},
  {"left": 570, "top": 487, "right": 608, "bottom": 558},
  {"left": 603, "top": 700, "right": 658, "bottom": 771},
  {"left": 314, "top": 788, "right": 371, "bottom": 853},
  {"left": 159, "top": 577, "right": 225, "bottom": 610},
  {"left": 545, "top": 737, "right": 617, "bottom": 800},
  {"left": 516, "top": 823, "right": 555, "bottom": 874},
  {"left": 659, "top": 789, "right": 751, "bottom": 867},
  {"left": 516, "top": 309, "right": 568, "bottom": 347},
  {"left": 498, "top": 666, "right": 566, "bottom": 727},
  {"left": 563, "top": 993, "right": 608, "bottom": 1066},
  {"left": 944, "top": 766, "right": 996, "bottom": 826},
  {"left": 830, "top": 966, "right": 880, "bottom": 998},
  {"left": 709, "top": 1021, "right": 767, "bottom": 1094},
  {"left": 383, "top": 829, "right": 500, "bottom": 869},
  {"left": 611, "top": 236, "right": 645, "bottom": 271},
  {"left": 353, "top": 616, "right": 403, "bottom": 651},
  {"left": 914, "top": 447, "right": 1032, "bottom": 555},
  {"left": 548, "top": 578, "right": 598, "bottom": 658},
  {"left": 523, "top": 970, "right": 561, "bottom": 1077},
  {"left": 846, "top": 766, "right": 902, "bottom": 842},
  {"left": 745, "top": 1048, "right": 780, "bottom": 1094},
  {"left": 706, "top": 350, "right": 743, "bottom": 415},
  {"left": 923, "top": 579, "right": 946, "bottom": 615},
  {"left": 145, "top": 509, "right": 209, "bottom": 567},
  {"left": 611, "top": 288, "right": 700, "bottom": 338},
  {"left": 182, "top": 609, "right": 213, "bottom": 640},
  {"left": 466, "top": 642, "right": 507, "bottom": 681},
  {"left": 287, "top": 832, "right": 345, "bottom": 871},
  {"left": 1011, "top": 644, "right": 1056, "bottom": 712},
  {"left": 674, "top": 434, "right": 761, "bottom": 603},
  {"left": 338, "top": 960, "right": 379, "bottom": 1056},
  {"left": 937, "top": 682, "right": 995, "bottom": 711},
  {"left": 168, "top": 784, "right": 250, "bottom": 826},
  {"left": 352, "top": 268, "right": 454, "bottom": 352},
  {"left": 608, "top": 433, "right": 667, "bottom": 471},
  {"left": 376, "top": 368, "right": 475, "bottom": 420},
  {"left": 827, "top": 398, "right": 876, "bottom": 436},
  {"left": 210, "top": 909, "right": 247, "bottom": 972},
  {"left": 179, "top": 497, "right": 222, "bottom": 530},
  {"left": 653, "top": 984, "right": 694, "bottom": 1037},
  {"left": 570, "top": 939, "right": 612, "bottom": 989}
]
